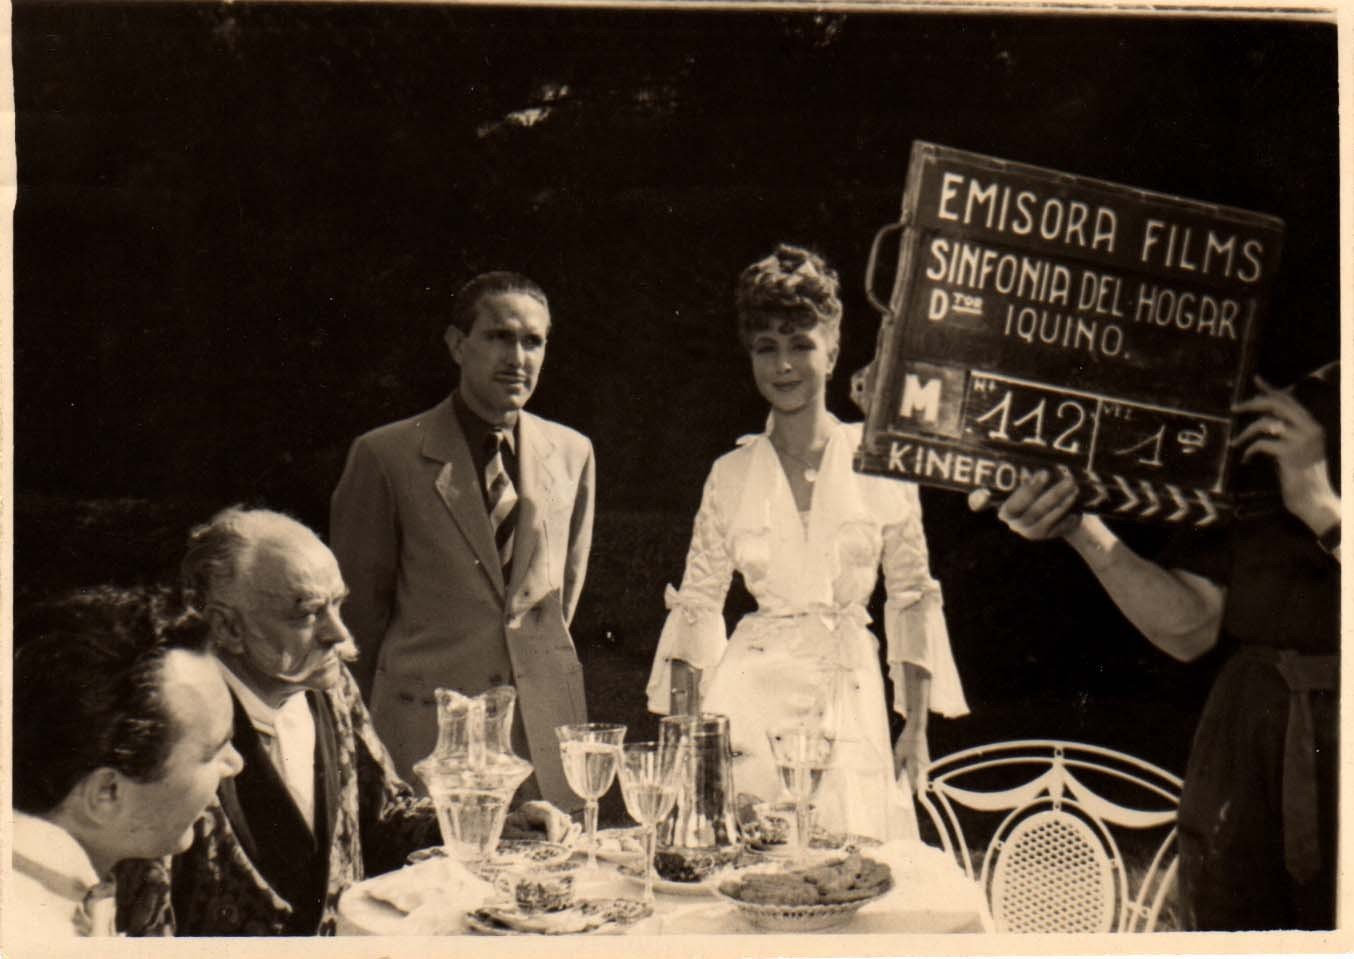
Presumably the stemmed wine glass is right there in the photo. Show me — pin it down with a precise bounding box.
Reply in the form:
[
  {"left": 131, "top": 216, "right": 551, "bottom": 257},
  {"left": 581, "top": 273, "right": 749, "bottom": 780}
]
[
  {"left": 766, "top": 723, "right": 834, "bottom": 865},
  {"left": 556, "top": 722, "right": 626, "bottom": 872},
  {"left": 617, "top": 740, "right": 683, "bottom": 904}
]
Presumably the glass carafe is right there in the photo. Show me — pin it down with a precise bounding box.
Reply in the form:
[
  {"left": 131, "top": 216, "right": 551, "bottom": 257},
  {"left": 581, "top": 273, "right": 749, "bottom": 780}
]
[
  {"left": 413, "top": 686, "right": 533, "bottom": 868},
  {"left": 656, "top": 713, "right": 741, "bottom": 853}
]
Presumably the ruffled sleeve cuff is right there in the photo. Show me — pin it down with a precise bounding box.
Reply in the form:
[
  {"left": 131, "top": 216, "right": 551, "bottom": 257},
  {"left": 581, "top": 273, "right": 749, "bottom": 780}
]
[
  {"left": 885, "top": 591, "right": 969, "bottom": 718},
  {"left": 645, "top": 585, "right": 729, "bottom": 714}
]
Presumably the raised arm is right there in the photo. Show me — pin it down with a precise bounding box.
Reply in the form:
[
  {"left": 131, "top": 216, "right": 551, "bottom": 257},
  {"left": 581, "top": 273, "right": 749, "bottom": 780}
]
[
  {"left": 974, "top": 474, "right": 1225, "bottom": 662},
  {"left": 1232, "top": 374, "right": 1340, "bottom": 562}
]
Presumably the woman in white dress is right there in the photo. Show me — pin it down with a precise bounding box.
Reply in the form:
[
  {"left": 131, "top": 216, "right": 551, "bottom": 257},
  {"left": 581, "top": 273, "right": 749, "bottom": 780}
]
[{"left": 645, "top": 244, "right": 968, "bottom": 841}]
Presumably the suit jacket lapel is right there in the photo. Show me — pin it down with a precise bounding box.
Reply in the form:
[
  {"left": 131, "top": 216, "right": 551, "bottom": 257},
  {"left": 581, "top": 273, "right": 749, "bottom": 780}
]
[
  {"left": 423, "top": 396, "right": 506, "bottom": 598},
  {"left": 506, "top": 413, "right": 554, "bottom": 607}
]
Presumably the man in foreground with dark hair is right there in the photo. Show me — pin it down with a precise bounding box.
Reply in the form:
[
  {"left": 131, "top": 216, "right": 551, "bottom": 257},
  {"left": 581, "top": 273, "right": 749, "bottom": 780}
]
[
  {"left": 11, "top": 587, "right": 243, "bottom": 940},
  {"left": 332, "top": 271, "right": 595, "bottom": 808}
]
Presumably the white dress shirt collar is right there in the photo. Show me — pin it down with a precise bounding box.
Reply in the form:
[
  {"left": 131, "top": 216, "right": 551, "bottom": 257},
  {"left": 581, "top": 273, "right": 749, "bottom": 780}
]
[
  {"left": 219, "top": 662, "right": 318, "bottom": 833},
  {"left": 11, "top": 811, "right": 116, "bottom": 937}
]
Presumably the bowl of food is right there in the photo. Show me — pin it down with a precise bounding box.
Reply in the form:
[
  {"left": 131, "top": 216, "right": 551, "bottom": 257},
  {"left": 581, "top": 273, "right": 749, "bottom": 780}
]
[
  {"left": 653, "top": 846, "right": 745, "bottom": 884},
  {"left": 713, "top": 851, "right": 893, "bottom": 932},
  {"left": 618, "top": 846, "right": 764, "bottom": 897},
  {"left": 502, "top": 870, "right": 576, "bottom": 914}
]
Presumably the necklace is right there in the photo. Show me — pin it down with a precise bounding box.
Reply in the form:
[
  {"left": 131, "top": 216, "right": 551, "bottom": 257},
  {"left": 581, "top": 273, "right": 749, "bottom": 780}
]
[{"left": 771, "top": 438, "right": 827, "bottom": 484}]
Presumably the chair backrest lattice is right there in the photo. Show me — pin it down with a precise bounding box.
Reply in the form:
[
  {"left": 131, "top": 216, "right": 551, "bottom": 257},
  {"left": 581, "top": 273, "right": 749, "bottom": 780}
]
[
  {"left": 918, "top": 740, "right": 1182, "bottom": 933},
  {"left": 988, "top": 805, "right": 1120, "bottom": 933}
]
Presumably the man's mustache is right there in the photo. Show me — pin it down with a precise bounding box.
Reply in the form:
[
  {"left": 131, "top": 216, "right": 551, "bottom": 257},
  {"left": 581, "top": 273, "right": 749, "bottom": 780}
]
[
  {"left": 245, "top": 630, "right": 361, "bottom": 681},
  {"left": 333, "top": 638, "right": 360, "bottom": 664}
]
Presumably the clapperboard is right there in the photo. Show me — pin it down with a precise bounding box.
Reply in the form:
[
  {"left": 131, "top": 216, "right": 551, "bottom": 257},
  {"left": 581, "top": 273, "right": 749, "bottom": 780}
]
[{"left": 855, "top": 142, "right": 1285, "bottom": 527}]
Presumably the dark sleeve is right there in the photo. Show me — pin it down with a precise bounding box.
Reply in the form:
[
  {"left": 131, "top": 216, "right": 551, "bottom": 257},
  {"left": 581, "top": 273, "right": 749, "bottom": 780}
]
[{"left": 1155, "top": 524, "right": 1233, "bottom": 587}]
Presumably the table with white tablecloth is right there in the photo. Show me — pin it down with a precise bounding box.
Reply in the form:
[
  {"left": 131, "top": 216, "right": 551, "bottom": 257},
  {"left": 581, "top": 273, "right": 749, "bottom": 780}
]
[{"left": 336, "top": 839, "right": 992, "bottom": 936}]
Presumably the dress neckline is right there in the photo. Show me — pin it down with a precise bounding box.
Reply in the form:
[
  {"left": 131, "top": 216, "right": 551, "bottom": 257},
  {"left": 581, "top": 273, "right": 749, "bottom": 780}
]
[{"left": 764, "top": 416, "right": 842, "bottom": 528}]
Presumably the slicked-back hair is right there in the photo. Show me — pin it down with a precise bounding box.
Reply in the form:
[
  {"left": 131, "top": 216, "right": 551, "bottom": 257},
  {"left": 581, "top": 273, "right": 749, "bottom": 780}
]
[
  {"left": 179, "top": 505, "right": 309, "bottom": 612},
  {"left": 735, "top": 243, "right": 843, "bottom": 352},
  {"left": 13, "top": 585, "right": 212, "bottom": 814},
  {"left": 448, "top": 271, "right": 549, "bottom": 336}
]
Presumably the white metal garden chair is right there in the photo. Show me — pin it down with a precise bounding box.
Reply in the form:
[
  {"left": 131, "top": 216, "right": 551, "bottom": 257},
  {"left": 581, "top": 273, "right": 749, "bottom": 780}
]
[{"left": 917, "top": 739, "right": 1182, "bottom": 933}]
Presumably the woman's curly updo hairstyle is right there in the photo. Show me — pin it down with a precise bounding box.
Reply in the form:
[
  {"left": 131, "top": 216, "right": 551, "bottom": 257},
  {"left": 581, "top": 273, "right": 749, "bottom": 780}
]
[{"left": 735, "top": 243, "right": 843, "bottom": 353}]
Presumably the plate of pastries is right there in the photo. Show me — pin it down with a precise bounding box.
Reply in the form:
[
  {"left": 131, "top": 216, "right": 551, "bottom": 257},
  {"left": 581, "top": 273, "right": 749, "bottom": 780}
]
[{"left": 713, "top": 850, "right": 894, "bottom": 931}]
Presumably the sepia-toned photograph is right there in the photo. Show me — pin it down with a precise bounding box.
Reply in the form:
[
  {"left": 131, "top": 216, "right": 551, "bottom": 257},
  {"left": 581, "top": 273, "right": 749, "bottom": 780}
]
[{"left": 3, "top": 0, "right": 1345, "bottom": 954}]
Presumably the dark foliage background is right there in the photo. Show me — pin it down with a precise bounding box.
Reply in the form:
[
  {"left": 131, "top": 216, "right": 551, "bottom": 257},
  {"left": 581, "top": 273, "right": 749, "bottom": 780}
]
[{"left": 13, "top": 4, "right": 1340, "bottom": 782}]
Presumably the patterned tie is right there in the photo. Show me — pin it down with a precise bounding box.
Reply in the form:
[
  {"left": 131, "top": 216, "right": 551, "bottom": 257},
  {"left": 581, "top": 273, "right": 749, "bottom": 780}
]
[
  {"left": 74, "top": 877, "right": 117, "bottom": 937},
  {"left": 485, "top": 429, "right": 518, "bottom": 576}
]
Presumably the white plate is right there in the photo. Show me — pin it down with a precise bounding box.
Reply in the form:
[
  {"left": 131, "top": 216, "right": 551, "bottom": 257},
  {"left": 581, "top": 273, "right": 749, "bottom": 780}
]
[
  {"left": 747, "top": 833, "right": 883, "bottom": 860},
  {"left": 464, "top": 897, "right": 652, "bottom": 935},
  {"left": 406, "top": 841, "right": 573, "bottom": 872}
]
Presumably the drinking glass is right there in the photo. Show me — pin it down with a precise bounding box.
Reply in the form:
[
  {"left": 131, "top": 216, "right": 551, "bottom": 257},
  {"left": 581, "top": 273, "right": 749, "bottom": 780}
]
[
  {"left": 617, "top": 740, "right": 683, "bottom": 904},
  {"left": 766, "top": 724, "right": 834, "bottom": 865},
  {"left": 656, "top": 713, "right": 740, "bottom": 849},
  {"left": 427, "top": 785, "right": 514, "bottom": 869},
  {"left": 556, "top": 722, "right": 626, "bottom": 871}
]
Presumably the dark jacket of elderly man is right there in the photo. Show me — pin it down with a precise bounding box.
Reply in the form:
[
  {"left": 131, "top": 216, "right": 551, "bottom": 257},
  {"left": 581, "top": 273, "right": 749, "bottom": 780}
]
[{"left": 116, "top": 508, "right": 441, "bottom": 936}]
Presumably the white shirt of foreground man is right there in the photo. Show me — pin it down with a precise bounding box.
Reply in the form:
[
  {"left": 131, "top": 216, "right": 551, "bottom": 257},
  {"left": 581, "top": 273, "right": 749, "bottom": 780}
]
[{"left": 11, "top": 811, "right": 120, "bottom": 938}]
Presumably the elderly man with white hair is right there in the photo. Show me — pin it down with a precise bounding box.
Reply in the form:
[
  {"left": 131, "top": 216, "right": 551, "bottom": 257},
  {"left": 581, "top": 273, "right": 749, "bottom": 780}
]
[{"left": 117, "top": 506, "right": 570, "bottom": 936}]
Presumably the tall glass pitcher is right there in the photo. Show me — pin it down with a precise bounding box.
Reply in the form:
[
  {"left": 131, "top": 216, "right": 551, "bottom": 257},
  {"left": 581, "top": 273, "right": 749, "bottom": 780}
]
[
  {"left": 413, "top": 686, "right": 533, "bottom": 868},
  {"left": 656, "top": 713, "right": 741, "bottom": 852}
]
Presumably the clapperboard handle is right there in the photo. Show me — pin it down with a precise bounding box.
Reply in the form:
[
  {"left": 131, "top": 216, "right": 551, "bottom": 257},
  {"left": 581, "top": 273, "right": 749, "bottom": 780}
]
[{"left": 864, "top": 220, "right": 908, "bottom": 317}]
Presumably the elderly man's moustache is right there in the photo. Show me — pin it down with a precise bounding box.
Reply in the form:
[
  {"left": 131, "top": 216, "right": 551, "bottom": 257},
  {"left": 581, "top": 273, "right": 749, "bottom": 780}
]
[{"left": 334, "top": 640, "right": 360, "bottom": 664}]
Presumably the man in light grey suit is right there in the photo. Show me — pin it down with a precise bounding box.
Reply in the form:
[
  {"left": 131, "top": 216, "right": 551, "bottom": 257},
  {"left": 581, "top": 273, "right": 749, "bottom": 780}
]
[{"left": 330, "top": 272, "right": 595, "bottom": 810}]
